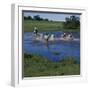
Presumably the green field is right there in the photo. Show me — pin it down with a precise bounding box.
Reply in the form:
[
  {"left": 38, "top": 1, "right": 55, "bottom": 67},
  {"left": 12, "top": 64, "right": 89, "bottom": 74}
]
[
  {"left": 24, "top": 54, "right": 80, "bottom": 77},
  {"left": 23, "top": 20, "right": 79, "bottom": 32}
]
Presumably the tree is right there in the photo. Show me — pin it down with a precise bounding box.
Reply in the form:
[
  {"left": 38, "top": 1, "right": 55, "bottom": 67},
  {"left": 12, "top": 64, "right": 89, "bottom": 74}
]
[
  {"left": 28, "top": 16, "right": 32, "bottom": 20},
  {"left": 44, "top": 18, "right": 49, "bottom": 21},
  {"left": 33, "top": 15, "right": 43, "bottom": 21},
  {"left": 24, "top": 16, "right": 32, "bottom": 20},
  {"left": 64, "top": 15, "right": 80, "bottom": 29}
]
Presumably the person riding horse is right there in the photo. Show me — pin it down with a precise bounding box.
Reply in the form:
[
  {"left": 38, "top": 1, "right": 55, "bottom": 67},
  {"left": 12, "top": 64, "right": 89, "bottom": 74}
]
[
  {"left": 33, "top": 27, "right": 38, "bottom": 35},
  {"left": 62, "top": 33, "right": 67, "bottom": 38}
]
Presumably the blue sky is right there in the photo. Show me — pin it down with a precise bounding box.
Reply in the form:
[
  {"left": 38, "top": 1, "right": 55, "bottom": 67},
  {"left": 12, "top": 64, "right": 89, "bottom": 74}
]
[{"left": 24, "top": 11, "right": 80, "bottom": 22}]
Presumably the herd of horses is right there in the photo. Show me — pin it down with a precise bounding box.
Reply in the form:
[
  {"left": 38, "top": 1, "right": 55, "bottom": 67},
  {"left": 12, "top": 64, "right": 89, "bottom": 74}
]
[{"left": 33, "top": 27, "right": 79, "bottom": 42}]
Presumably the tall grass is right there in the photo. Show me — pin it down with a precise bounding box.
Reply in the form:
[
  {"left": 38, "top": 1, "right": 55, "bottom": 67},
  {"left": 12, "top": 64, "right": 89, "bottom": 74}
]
[{"left": 24, "top": 53, "right": 80, "bottom": 77}]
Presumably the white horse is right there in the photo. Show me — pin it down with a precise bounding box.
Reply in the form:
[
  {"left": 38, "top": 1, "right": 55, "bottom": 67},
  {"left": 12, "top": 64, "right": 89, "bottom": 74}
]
[
  {"left": 49, "top": 34, "right": 55, "bottom": 41},
  {"left": 61, "top": 33, "right": 74, "bottom": 40},
  {"left": 44, "top": 34, "right": 55, "bottom": 41},
  {"left": 35, "top": 33, "right": 44, "bottom": 40}
]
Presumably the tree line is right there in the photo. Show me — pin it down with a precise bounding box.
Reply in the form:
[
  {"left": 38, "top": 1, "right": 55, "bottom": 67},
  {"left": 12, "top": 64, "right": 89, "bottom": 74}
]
[
  {"left": 24, "top": 15, "right": 80, "bottom": 29},
  {"left": 24, "top": 15, "right": 49, "bottom": 21}
]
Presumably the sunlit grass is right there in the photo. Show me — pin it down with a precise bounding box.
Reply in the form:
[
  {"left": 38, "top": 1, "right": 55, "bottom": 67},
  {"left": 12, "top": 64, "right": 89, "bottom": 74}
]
[{"left": 23, "top": 20, "right": 80, "bottom": 32}]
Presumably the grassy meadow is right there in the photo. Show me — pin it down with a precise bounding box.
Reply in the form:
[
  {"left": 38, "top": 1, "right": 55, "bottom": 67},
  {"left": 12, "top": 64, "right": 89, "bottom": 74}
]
[
  {"left": 24, "top": 54, "right": 80, "bottom": 77},
  {"left": 23, "top": 20, "right": 80, "bottom": 32}
]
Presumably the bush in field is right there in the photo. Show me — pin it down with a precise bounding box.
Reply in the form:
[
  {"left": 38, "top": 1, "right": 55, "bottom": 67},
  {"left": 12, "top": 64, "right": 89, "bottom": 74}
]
[
  {"left": 60, "top": 57, "right": 77, "bottom": 65},
  {"left": 24, "top": 53, "right": 32, "bottom": 58}
]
